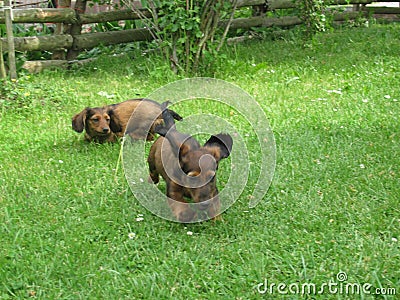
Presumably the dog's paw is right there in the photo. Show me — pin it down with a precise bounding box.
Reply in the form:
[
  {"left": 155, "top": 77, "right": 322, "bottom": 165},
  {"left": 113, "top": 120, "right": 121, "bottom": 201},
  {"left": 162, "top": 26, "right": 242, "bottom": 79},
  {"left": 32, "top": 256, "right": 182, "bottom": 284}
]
[
  {"left": 148, "top": 174, "right": 159, "bottom": 184},
  {"left": 177, "top": 209, "right": 196, "bottom": 223},
  {"left": 212, "top": 214, "right": 223, "bottom": 222}
]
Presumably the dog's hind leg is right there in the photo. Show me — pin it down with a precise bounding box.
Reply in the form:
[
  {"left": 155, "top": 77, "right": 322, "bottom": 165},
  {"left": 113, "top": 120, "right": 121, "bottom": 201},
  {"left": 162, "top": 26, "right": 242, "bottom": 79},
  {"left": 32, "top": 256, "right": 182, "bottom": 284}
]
[{"left": 147, "top": 145, "right": 160, "bottom": 184}]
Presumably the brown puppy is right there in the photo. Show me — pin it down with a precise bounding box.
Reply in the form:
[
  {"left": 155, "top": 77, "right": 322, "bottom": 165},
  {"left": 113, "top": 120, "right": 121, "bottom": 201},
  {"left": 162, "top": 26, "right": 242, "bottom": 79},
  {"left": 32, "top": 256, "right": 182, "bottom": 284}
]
[
  {"left": 72, "top": 99, "right": 182, "bottom": 143},
  {"left": 147, "top": 102, "right": 233, "bottom": 222}
]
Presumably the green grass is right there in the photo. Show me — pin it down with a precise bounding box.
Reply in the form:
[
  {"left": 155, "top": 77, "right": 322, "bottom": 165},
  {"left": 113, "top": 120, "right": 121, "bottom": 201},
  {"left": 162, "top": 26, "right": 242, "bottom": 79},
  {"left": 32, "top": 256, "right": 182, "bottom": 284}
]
[{"left": 1, "top": 24, "right": 399, "bottom": 299}]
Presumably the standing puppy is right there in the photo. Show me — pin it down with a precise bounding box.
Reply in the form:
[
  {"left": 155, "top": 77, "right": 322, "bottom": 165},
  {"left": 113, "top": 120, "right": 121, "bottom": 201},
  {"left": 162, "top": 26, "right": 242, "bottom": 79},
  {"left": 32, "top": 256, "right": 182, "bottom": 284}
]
[
  {"left": 72, "top": 98, "right": 182, "bottom": 143},
  {"left": 147, "top": 102, "right": 233, "bottom": 222}
]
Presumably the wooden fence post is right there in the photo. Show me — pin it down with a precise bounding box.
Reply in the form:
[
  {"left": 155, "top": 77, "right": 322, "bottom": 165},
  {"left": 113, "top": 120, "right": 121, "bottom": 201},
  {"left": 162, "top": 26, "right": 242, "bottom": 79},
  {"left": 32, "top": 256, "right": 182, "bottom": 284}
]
[
  {"left": 66, "top": 0, "right": 87, "bottom": 61},
  {"left": 0, "top": 0, "right": 3, "bottom": 79},
  {"left": 4, "top": 0, "right": 17, "bottom": 79},
  {"left": 0, "top": 39, "right": 6, "bottom": 78},
  {"left": 52, "top": 0, "right": 71, "bottom": 60}
]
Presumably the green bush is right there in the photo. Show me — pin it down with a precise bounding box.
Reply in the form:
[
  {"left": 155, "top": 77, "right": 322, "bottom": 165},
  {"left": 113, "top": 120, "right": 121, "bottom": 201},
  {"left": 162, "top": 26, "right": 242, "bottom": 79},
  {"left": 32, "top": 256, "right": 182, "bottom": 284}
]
[{"left": 124, "top": 0, "right": 236, "bottom": 74}]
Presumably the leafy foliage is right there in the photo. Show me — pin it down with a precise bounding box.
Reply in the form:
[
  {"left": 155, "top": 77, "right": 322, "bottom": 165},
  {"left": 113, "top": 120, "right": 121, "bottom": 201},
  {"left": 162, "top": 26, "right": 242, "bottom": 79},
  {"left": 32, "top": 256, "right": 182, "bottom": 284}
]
[
  {"left": 123, "top": 0, "right": 236, "bottom": 74},
  {"left": 296, "top": 0, "right": 330, "bottom": 39}
]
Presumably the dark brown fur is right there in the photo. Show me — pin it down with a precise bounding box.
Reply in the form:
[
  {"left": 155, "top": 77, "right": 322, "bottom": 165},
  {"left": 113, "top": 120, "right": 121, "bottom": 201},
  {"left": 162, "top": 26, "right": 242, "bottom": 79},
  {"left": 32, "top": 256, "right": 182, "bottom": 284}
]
[
  {"left": 72, "top": 99, "right": 182, "bottom": 143},
  {"left": 147, "top": 102, "right": 233, "bottom": 222}
]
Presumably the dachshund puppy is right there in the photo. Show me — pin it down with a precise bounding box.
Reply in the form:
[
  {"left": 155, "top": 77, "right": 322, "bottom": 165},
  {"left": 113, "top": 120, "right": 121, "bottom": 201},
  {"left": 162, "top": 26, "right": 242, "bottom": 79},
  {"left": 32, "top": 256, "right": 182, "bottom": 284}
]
[
  {"left": 72, "top": 98, "right": 182, "bottom": 143},
  {"left": 147, "top": 102, "right": 233, "bottom": 222}
]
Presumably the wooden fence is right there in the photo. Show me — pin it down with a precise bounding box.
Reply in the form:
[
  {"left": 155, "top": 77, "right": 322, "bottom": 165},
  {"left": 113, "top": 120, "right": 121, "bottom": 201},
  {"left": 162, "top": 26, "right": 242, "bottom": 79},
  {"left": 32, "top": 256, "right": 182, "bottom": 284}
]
[{"left": 1, "top": 0, "right": 399, "bottom": 75}]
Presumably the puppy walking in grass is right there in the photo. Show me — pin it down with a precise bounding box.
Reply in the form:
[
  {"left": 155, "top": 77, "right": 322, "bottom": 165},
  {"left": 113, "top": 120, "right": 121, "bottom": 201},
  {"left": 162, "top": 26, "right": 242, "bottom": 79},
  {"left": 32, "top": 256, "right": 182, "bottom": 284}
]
[
  {"left": 147, "top": 102, "right": 233, "bottom": 222},
  {"left": 72, "top": 98, "right": 182, "bottom": 143}
]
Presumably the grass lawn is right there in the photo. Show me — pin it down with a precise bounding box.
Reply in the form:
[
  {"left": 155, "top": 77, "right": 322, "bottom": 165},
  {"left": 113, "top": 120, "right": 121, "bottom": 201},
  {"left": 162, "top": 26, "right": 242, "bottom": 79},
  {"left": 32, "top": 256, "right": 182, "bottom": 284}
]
[{"left": 1, "top": 23, "right": 399, "bottom": 299}]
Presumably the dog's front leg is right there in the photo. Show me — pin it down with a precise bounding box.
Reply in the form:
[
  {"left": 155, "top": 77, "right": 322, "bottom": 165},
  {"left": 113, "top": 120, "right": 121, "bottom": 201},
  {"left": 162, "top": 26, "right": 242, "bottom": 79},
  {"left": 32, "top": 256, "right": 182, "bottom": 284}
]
[
  {"left": 207, "top": 197, "right": 222, "bottom": 221},
  {"left": 167, "top": 184, "right": 196, "bottom": 223}
]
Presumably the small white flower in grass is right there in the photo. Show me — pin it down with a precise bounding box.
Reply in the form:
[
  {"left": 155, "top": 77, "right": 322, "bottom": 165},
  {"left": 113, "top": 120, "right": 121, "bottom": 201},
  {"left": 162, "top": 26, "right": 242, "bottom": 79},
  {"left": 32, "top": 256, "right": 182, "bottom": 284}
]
[
  {"left": 360, "top": 164, "right": 365, "bottom": 169},
  {"left": 187, "top": 231, "right": 193, "bottom": 236},
  {"left": 362, "top": 99, "right": 368, "bottom": 103},
  {"left": 97, "top": 91, "right": 115, "bottom": 99},
  {"left": 58, "top": 160, "right": 63, "bottom": 164},
  {"left": 128, "top": 232, "right": 136, "bottom": 239},
  {"left": 384, "top": 95, "right": 391, "bottom": 99},
  {"left": 327, "top": 89, "right": 342, "bottom": 95},
  {"left": 139, "top": 178, "right": 144, "bottom": 183},
  {"left": 136, "top": 217, "right": 144, "bottom": 222},
  {"left": 392, "top": 237, "right": 398, "bottom": 242}
]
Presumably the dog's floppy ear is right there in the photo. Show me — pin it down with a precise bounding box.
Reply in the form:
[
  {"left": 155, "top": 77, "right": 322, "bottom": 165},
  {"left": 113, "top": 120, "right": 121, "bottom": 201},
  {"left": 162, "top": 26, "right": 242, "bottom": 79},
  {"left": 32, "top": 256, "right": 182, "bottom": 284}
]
[
  {"left": 204, "top": 133, "right": 233, "bottom": 161},
  {"left": 72, "top": 108, "right": 88, "bottom": 133},
  {"left": 155, "top": 101, "right": 199, "bottom": 158},
  {"left": 167, "top": 108, "right": 183, "bottom": 121},
  {"left": 155, "top": 101, "right": 175, "bottom": 135},
  {"left": 108, "top": 108, "right": 122, "bottom": 133}
]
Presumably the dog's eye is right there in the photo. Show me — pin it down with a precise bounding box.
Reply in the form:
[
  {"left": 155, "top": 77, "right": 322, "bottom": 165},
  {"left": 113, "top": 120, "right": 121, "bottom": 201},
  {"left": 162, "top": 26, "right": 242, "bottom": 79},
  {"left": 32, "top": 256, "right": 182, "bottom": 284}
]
[{"left": 92, "top": 118, "right": 99, "bottom": 122}]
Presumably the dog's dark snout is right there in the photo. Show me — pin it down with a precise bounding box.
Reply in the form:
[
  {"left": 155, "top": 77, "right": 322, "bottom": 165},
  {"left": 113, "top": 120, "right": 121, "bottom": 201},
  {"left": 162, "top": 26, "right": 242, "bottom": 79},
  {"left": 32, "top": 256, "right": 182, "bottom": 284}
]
[{"left": 102, "top": 127, "right": 109, "bottom": 133}]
